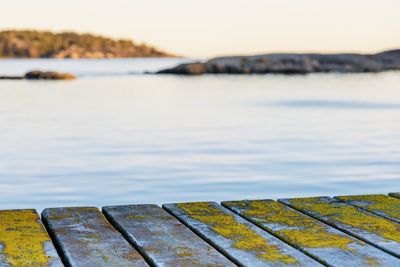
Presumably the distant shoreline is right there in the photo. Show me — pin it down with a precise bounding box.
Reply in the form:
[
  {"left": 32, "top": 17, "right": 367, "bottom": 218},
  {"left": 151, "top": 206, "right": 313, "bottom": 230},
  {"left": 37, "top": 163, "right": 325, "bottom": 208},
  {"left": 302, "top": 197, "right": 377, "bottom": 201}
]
[
  {"left": 0, "top": 57, "right": 185, "bottom": 60},
  {"left": 0, "top": 30, "right": 175, "bottom": 59}
]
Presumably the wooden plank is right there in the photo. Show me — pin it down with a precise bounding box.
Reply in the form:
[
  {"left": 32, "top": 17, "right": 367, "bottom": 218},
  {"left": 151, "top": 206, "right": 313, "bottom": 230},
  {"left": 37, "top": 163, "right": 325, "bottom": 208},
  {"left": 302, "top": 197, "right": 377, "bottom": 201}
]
[
  {"left": 163, "top": 202, "right": 321, "bottom": 267},
  {"left": 389, "top": 192, "right": 400, "bottom": 199},
  {"left": 280, "top": 197, "right": 400, "bottom": 258},
  {"left": 223, "top": 199, "right": 400, "bottom": 266},
  {"left": 335, "top": 194, "right": 400, "bottom": 223},
  {"left": 0, "top": 209, "right": 62, "bottom": 267},
  {"left": 103, "top": 204, "right": 234, "bottom": 267},
  {"left": 42, "top": 207, "right": 148, "bottom": 267}
]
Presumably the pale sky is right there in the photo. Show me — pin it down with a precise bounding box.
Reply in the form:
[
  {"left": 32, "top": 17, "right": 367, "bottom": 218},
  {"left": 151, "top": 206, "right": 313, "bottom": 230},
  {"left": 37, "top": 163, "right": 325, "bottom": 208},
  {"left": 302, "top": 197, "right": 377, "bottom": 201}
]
[{"left": 2, "top": 0, "right": 400, "bottom": 57}]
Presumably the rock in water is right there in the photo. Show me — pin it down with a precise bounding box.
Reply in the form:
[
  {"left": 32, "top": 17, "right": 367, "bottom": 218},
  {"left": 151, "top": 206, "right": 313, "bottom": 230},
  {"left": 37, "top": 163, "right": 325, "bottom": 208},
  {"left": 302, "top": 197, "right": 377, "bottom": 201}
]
[
  {"left": 24, "top": 71, "right": 76, "bottom": 80},
  {"left": 157, "top": 50, "right": 400, "bottom": 75},
  {"left": 157, "top": 62, "right": 207, "bottom": 75},
  {"left": 0, "top": 76, "right": 23, "bottom": 80}
]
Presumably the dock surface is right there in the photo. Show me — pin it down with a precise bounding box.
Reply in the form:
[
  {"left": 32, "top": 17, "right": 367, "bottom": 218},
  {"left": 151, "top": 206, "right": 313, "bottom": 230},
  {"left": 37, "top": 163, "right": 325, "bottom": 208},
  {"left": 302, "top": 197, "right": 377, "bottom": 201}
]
[{"left": 1, "top": 193, "right": 400, "bottom": 266}]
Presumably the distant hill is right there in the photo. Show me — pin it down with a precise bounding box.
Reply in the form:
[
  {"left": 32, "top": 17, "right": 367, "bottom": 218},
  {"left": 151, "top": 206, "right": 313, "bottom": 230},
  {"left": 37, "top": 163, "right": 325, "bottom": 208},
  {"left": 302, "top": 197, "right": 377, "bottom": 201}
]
[{"left": 0, "top": 30, "right": 174, "bottom": 58}]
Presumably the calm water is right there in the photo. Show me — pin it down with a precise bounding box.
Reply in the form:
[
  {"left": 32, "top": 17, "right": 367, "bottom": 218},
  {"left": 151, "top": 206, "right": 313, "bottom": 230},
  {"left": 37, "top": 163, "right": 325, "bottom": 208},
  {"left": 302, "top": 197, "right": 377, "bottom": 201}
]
[{"left": 1, "top": 59, "right": 400, "bottom": 210}]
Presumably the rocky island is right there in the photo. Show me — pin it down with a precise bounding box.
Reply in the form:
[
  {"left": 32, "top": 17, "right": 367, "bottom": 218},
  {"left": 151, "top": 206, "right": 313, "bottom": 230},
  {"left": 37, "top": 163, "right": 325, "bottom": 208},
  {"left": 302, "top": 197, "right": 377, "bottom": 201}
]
[
  {"left": 158, "top": 49, "right": 400, "bottom": 75},
  {"left": 0, "top": 30, "right": 173, "bottom": 59}
]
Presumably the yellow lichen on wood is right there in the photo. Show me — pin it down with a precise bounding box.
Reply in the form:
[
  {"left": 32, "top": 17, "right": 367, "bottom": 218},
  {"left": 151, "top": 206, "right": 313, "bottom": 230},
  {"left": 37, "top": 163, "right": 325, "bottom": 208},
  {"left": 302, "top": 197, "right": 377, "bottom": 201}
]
[
  {"left": 126, "top": 215, "right": 147, "bottom": 220},
  {"left": 176, "top": 246, "right": 196, "bottom": 257},
  {"left": 366, "top": 256, "right": 380, "bottom": 266},
  {"left": 0, "top": 210, "right": 51, "bottom": 267},
  {"left": 337, "top": 194, "right": 400, "bottom": 219},
  {"left": 225, "top": 200, "right": 356, "bottom": 251},
  {"left": 177, "top": 202, "right": 298, "bottom": 264},
  {"left": 289, "top": 198, "right": 400, "bottom": 242}
]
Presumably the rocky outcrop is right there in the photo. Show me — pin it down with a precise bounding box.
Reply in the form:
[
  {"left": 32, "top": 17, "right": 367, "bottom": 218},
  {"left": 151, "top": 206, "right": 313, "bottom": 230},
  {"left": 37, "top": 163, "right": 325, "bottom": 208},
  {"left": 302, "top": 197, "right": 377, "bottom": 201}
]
[
  {"left": 158, "top": 50, "right": 400, "bottom": 75},
  {"left": 0, "top": 71, "right": 76, "bottom": 80}
]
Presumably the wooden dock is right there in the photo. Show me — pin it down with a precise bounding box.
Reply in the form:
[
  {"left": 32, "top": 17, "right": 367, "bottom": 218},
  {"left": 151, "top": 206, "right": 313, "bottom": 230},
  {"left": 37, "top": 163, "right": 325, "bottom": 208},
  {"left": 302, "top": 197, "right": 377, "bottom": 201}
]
[{"left": 1, "top": 193, "right": 400, "bottom": 266}]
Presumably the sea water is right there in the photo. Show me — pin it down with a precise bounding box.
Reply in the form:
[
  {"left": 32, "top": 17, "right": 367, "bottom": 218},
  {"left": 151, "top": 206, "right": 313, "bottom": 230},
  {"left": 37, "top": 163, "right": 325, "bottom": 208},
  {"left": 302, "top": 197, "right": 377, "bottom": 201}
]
[{"left": 0, "top": 58, "right": 399, "bottom": 210}]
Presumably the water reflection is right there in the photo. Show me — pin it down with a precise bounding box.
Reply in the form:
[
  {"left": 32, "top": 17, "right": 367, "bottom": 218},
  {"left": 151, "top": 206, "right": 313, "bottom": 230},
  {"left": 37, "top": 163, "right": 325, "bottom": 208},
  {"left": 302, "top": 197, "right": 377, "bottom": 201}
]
[{"left": 268, "top": 100, "right": 400, "bottom": 109}]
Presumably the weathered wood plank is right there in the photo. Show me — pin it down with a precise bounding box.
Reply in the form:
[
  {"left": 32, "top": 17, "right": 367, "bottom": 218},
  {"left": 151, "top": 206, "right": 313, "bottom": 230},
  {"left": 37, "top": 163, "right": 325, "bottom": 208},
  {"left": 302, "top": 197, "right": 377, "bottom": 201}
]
[
  {"left": 103, "top": 204, "right": 234, "bottom": 267},
  {"left": 280, "top": 197, "right": 400, "bottom": 258},
  {"left": 163, "top": 202, "right": 321, "bottom": 267},
  {"left": 335, "top": 194, "right": 400, "bottom": 223},
  {"left": 389, "top": 193, "right": 400, "bottom": 199},
  {"left": 223, "top": 199, "right": 400, "bottom": 266},
  {"left": 0, "top": 209, "right": 62, "bottom": 267},
  {"left": 42, "top": 207, "right": 148, "bottom": 267}
]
